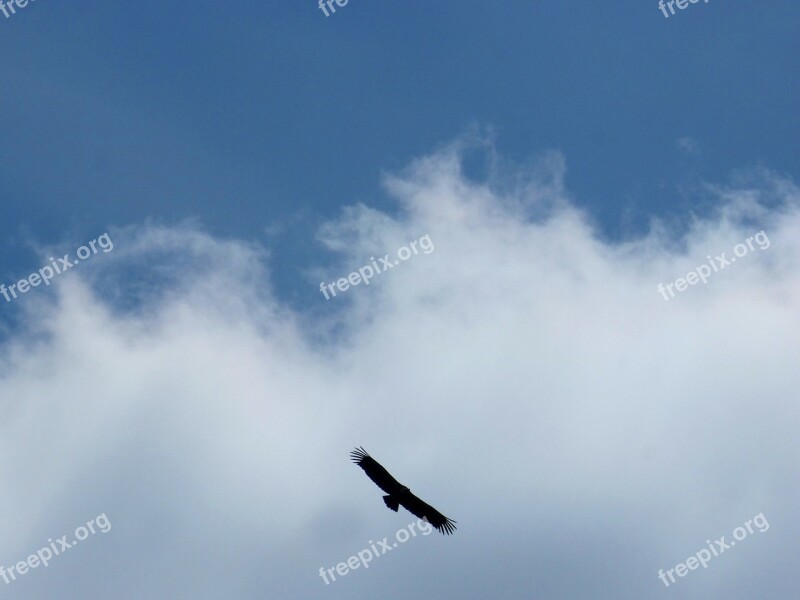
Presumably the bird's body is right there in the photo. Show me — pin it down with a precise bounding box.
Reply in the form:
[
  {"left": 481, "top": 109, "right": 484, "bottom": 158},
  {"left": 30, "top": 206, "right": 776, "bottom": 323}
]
[{"left": 350, "top": 447, "right": 457, "bottom": 535}]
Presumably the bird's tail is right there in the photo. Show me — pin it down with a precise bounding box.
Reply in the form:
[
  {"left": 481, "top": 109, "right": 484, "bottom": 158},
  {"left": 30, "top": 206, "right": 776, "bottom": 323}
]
[{"left": 383, "top": 495, "right": 400, "bottom": 512}]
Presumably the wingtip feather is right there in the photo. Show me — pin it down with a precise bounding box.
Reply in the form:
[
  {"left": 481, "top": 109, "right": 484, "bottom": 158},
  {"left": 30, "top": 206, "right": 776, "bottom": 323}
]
[{"left": 350, "top": 446, "right": 370, "bottom": 464}]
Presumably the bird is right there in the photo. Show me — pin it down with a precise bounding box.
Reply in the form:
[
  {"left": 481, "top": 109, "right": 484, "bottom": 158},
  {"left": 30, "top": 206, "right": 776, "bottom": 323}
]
[{"left": 350, "top": 446, "right": 457, "bottom": 535}]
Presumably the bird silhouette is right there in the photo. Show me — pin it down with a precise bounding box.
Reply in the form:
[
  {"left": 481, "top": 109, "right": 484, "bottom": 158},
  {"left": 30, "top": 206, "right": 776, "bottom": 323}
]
[{"left": 350, "top": 447, "right": 457, "bottom": 535}]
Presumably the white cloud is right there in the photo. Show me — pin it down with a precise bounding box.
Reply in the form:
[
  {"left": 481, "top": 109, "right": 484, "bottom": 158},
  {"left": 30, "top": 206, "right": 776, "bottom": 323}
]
[
  {"left": 1, "top": 142, "right": 798, "bottom": 598},
  {"left": 677, "top": 136, "right": 701, "bottom": 155}
]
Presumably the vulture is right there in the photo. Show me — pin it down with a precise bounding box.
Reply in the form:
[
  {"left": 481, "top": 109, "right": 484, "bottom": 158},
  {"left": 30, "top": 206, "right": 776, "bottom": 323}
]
[{"left": 350, "top": 447, "right": 457, "bottom": 535}]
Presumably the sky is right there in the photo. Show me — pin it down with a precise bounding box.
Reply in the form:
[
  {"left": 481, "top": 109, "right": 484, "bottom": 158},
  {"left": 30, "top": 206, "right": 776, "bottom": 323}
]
[{"left": 0, "top": 1, "right": 798, "bottom": 598}]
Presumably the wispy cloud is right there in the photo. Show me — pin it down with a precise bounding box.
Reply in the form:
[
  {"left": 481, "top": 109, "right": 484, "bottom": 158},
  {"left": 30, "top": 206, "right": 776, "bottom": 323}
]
[{"left": 677, "top": 136, "right": 701, "bottom": 155}]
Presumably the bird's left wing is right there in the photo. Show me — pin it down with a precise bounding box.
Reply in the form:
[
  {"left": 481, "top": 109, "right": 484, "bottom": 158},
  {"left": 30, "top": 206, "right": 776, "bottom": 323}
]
[{"left": 350, "top": 447, "right": 404, "bottom": 495}]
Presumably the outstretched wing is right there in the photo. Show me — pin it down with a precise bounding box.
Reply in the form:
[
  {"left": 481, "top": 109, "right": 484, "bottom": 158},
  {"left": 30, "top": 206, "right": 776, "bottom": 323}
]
[
  {"left": 399, "top": 492, "right": 457, "bottom": 535},
  {"left": 350, "top": 447, "right": 405, "bottom": 495}
]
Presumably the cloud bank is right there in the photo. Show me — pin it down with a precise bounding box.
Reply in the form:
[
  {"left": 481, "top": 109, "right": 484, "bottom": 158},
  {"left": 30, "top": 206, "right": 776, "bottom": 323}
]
[{"left": 1, "top": 141, "right": 798, "bottom": 599}]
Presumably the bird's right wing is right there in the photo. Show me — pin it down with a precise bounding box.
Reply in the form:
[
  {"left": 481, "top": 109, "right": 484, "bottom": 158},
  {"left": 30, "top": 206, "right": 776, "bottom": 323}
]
[{"left": 400, "top": 492, "right": 457, "bottom": 535}]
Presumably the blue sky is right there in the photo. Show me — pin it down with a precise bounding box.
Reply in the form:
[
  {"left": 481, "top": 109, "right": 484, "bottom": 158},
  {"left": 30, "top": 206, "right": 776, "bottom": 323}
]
[
  {"left": 1, "top": 0, "right": 797, "bottom": 308},
  {"left": 0, "top": 2, "right": 798, "bottom": 599}
]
